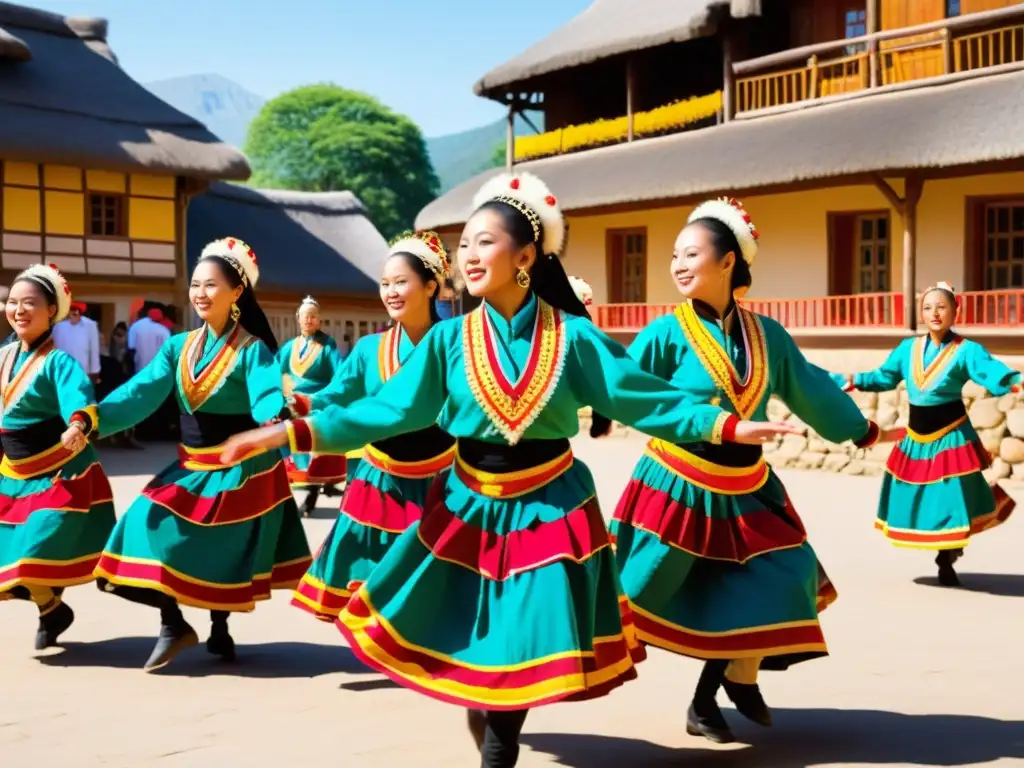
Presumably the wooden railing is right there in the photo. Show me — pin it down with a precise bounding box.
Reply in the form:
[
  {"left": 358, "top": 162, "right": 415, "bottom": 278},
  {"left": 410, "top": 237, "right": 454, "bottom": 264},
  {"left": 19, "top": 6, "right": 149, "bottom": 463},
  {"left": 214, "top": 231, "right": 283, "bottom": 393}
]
[
  {"left": 733, "top": 5, "right": 1024, "bottom": 115},
  {"left": 592, "top": 290, "right": 1024, "bottom": 333}
]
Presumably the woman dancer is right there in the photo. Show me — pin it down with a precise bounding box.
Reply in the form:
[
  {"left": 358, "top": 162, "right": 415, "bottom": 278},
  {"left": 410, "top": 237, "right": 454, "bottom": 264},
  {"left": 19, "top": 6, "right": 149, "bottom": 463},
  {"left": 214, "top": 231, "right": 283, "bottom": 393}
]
[
  {"left": 609, "top": 199, "right": 890, "bottom": 743},
  {"left": 290, "top": 231, "right": 455, "bottom": 622},
  {"left": 279, "top": 296, "right": 347, "bottom": 516},
  {"left": 0, "top": 265, "right": 116, "bottom": 649},
  {"left": 93, "top": 237, "right": 311, "bottom": 671},
  {"left": 221, "top": 173, "right": 799, "bottom": 767},
  {"left": 834, "top": 281, "right": 1019, "bottom": 587}
]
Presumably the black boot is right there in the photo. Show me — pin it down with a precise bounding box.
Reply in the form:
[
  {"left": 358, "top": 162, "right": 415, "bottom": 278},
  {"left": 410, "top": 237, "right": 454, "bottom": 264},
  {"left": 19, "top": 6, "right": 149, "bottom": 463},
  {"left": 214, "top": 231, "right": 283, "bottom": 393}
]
[
  {"left": 144, "top": 601, "right": 197, "bottom": 672},
  {"left": 936, "top": 549, "right": 962, "bottom": 587},
  {"left": 467, "top": 709, "right": 487, "bottom": 751},
  {"left": 722, "top": 678, "right": 772, "bottom": 727},
  {"left": 301, "top": 488, "right": 320, "bottom": 517},
  {"left": 480, "top": 710, "right": 529, "bottom": 768},
  {"left": 35, "top": 600, "right": 75, "bottom": 650},
  {"left": 686, "top": 660, "right": 735, "bottom": 743},
  {"left": 206, "top": 610, "right": 236, "bottom": 662},
  {"left": 321, "top": 484, "right": 342, "bottom": 498}
]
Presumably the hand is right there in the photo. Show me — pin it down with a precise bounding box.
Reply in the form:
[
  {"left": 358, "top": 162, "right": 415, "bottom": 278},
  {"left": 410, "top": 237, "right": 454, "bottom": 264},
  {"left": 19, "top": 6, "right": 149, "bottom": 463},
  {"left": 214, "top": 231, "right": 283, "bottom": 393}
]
[
  {"left": 220, "top": 423, "right": 289, "bottom": 463},
  {"left": 731, "top": 420, "right": 804, "bottom": 445},
  {"left": 878, "top": 427, "right": 907, "bottom": 443},
  {"left": 61, "top": 423, "right": 87, "bottom": 452}
]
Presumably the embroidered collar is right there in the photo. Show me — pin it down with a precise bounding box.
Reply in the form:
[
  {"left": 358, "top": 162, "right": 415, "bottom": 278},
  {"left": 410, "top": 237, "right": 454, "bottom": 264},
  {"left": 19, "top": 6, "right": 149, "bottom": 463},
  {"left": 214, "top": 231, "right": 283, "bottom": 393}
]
[
  {"left": 911, "top": 333, "right": 963, "bottom": 391},
  {"left": 482, "top": 292, "right": 538, "bottom": 342},
  {"left": 178, "top": 322, "right": 253, "bottom": 413},
  {"left": 378, "top": 324, "right": 405, "bottom": 382},
  {"left": 290, "top": 332, "right": 323, "bottom": 379},
  {"left": 0, "top": 334, "right": 54, "bottom": 414},
  {"left": 691, "top": 299, "right": 738, "bottom": 337}
]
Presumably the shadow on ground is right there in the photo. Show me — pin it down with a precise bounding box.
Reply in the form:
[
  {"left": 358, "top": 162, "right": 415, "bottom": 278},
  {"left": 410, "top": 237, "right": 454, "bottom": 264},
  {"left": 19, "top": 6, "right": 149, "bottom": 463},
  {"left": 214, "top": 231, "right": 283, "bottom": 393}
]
[
  {"left": 524, "top": 708, "right": 1024, "bottom": 767},
  {"left": 914, "top": 572, "right": 1024, "bottom": 598},
  {"left": 36, "top": 637, "right": 370, "bottom": 679}
]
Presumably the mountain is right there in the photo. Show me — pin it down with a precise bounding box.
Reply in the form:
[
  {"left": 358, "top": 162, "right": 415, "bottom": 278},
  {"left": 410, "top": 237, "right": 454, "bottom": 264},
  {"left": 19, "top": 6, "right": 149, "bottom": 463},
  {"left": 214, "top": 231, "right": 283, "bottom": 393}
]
[
  {"left": 426, "top": 111, "right": 543, "bottom": 193},
  {"left": 143, "top": 74, "right": 265, "bottom": 150},
  {"left": 142, "top": 74, "right": 543, "bottom": 192}
]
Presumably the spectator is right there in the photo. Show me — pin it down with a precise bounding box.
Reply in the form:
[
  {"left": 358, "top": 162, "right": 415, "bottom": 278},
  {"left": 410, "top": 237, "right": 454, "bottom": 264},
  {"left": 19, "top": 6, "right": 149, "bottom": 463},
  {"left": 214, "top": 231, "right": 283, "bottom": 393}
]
[
  {"left": 51, "top": 301, "right": 100, "bottom": 381},
  {"left": 128, "top": 302, "right": 171, "bottom": 372}
]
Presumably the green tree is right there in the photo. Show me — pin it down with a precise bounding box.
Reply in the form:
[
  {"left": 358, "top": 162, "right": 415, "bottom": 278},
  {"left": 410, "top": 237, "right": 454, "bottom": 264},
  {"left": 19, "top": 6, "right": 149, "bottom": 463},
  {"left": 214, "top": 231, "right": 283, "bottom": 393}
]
[
  {"left": 244, "top": 84, "right": 439, "bottom": 239},
  {"left": 488, "top": 142, "right": 506, "bottom": 170}
]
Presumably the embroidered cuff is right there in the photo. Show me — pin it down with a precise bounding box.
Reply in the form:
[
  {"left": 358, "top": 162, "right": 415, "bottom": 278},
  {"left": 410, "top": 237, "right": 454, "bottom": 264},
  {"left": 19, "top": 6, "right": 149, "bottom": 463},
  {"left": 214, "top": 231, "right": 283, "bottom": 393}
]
[
  {"left": 69, "top": 406, "right": 97, "bottom": 437},
  {"left": 855, "top": 420, "right": 881, "bottom": 449},
  {"left": 290, "top": 393, "right": 311, "bottom": 418},
  {"left": 710, "top": 412, "right": 739, "bottom": 445},
  {"left": 287, "top": 418, "right": 314, "bottom": 454}
]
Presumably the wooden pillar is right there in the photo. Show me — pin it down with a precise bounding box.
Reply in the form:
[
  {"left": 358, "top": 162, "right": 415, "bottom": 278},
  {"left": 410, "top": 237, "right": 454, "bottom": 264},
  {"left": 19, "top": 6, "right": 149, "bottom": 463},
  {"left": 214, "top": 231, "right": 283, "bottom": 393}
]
[
  {"left": 722, "top": 31, "right": 734, "bottom": 122},
  {"left": 902, "top": 175, "right": 923, "bottom": 330},
  {"left": 626, "top": 58, "right": 635, "bottom": 141},
  {"left": 866, "top": 0, "right": 880, "bottom": 88},
  {"left": 505, "top": 101, "right": 515, "bottom": 171}
]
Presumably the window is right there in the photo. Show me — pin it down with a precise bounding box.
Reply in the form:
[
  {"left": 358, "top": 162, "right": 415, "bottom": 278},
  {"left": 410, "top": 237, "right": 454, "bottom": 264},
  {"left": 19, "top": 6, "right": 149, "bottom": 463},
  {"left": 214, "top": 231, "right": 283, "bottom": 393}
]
[
  {"left": 88, "top": 193, "right": 125, "bottom": 237},
  {"left": 947, "top": 0, "right": 960, "bottom": 17},
  {"left": 606, "top": 228, "right": 647, "bottom": 303},
  {"left": 983, "top": 202, "right": 1024, "bottom": 289},
  {"left": 844, "top": 8, "right": 866, "bottom": 38},
  {"left": 856, "top": 214, "right": 890, "bottom": 292}
]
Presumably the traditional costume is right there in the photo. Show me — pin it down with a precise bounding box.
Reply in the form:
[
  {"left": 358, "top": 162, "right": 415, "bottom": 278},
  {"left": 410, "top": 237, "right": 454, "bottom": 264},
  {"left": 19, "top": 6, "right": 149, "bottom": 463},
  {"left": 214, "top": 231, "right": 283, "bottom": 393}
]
[
  {"left": 834, "top": 282, "right": 1019, "bottom": 584},
  {"left": 278, "top": 296, "right": 347, "bottom": 514},
  {"left": 0, "top": 265, "right": 116, "bottom": 649},
  {"left": 291, "top": 231, "right": 455, "bottom": 622},
  {"left": 609, "top": 199, "right": 881, "bottom": 739},
  {"left": 284, "top": 173, "right": 746, "bottom": 767},
  {"left": 94, "top": 238, "right": 311, "bottom": 670}
]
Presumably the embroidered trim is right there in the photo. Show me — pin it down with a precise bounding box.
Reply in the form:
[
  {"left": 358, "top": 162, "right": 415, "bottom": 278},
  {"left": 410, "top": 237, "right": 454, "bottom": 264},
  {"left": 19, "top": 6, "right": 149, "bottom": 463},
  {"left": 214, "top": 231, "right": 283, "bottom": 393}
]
[
  {"left": 710, "top": 412, "right": 731, "bottom": 445},
  {"left": 178, "top": 324, "right": 253, "bottom": 414},
  {"left": 289, "top": 335, "right": 322, "bottom": 380},
  {"left": 675, "top": 302, "right": 768, "bottom": 419},
  {"left": 855, "top": 420, "right": 881, "bottom": 449},
  {"left": 462, "top": 299, "right": 567, "bottom": 445},
  {"left": 1, "top": 338, "right": 54, "bottom": 414},
  {"left": 911, "top": 334, "right": 962, "bottom": 392},
  {"left": 378, "top": 325, "right": 403, "bottom": 382}
]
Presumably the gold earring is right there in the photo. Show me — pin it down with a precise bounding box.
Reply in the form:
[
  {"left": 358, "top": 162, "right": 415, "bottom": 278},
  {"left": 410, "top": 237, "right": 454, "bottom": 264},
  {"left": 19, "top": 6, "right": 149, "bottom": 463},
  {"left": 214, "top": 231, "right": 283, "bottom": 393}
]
[
  {"left": 230, "top": 303, "right": 241, "bottom": 322},
  {"left": 516, "top": 267, "right": 531, "bottom": 289}
]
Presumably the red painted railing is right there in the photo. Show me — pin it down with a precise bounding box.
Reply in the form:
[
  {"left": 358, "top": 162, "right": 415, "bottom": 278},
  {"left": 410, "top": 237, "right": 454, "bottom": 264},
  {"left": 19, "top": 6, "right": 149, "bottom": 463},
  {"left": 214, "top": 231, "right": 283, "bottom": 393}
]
[{"left": 593, "top": 290, "right": 1024, "bottom": 332}]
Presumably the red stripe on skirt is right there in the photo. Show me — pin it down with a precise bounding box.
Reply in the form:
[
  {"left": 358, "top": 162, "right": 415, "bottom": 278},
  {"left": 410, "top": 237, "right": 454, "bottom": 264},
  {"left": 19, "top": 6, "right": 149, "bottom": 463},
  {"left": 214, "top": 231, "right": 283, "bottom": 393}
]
[
  {"left": 340, "top": 478, "right": 426, "bottom": 533},
  {"left": 0, "top": 462, "right": 113, "bottom": 524},
  {"left": 886, "top": 440, "right": 988, "bottom": 483},
  {"left": 143, "top": 462, "right": 292, "bottom": 525}
]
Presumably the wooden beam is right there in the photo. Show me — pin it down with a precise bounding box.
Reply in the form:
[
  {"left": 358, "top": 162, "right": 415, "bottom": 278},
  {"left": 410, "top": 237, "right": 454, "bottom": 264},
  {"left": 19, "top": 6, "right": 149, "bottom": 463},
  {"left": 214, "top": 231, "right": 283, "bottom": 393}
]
[
  {"left": 732, "top": 4, "right": 1024, "bottom": 75},
  {"left": 902, "top": 175, "right": 924, "bottom": 330},
  {"left": 517, "top": 109, "right": 542, "bottom": 135},
  {"left": 871, "top": 173, "right": 905, "bottom": 214},
  {"left": 866, "top": 0, "right": 879, "bottom": 88},
  {"left": 505, "top": 102, "right": 515, "bottom": 171},
  {"left": 626, "top": 58, "right": 636, "bottom": 140},
  {"left": 722, "top": 32, "right": 734, "bottom": 123}
]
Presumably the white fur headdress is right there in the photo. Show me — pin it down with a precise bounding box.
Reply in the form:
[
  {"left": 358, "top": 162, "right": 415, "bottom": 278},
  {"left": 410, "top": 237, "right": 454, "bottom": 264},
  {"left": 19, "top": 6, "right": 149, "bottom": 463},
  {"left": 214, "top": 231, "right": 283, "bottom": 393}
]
[
  {"left": 687, "top": 197, "right": 760, "bottom": 266},
  {"left": 388, "top": 231, "right": 450, "bottom": 281},
  {"left": 297, "top": 295, "right": 320, "bottom": 315},
  {"left": 568, "top": 276, "right": 593, "bottom": 306},
  {"left": 930, "top": 281, "right": 956, "bottom": 295},
  {"left": 17, "top": 263, "right": 71, "bottom": 323},
  {"left": 199, "top": 237, "right": 260, "bottom": 288},
  {"left": 472, "top": 171, "right": 566, "bottom": 257}
]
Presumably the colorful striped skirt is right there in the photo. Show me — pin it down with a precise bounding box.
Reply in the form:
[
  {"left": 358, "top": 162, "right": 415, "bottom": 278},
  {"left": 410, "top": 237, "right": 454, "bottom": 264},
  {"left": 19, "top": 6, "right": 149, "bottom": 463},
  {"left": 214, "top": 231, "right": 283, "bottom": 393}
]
[
  {"left": 876, "top": 402, "right": 1014, "bottom": 549},
  {"left": 0, "top": 443, "right": 116, "bottom": 598},
  {"left": 293, "top": 440, "right": 454, "bottom": 621},
  {"left": 95, "top": 442, "right": 312, "bottom": 611},
  {"left": 335, "top": 437, "right": 644, "bottom": 710},
  {"left": 611, "top": 439, "right": 834, "bottom": 671}
]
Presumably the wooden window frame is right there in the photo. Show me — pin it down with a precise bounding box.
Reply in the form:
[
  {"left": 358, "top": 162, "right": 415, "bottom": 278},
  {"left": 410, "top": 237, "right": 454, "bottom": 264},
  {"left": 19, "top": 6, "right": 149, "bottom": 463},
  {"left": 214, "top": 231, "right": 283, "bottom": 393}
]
[
  {"left": 605, "top": 226, "right": 648, "bottom": 304},
  {"left": 854, "top": 211, "right": 892, "bottom": 293},
  {"left": 965, "top": 195, "right": 1024, "bottom": 291},
  {"left": 827, "top": 209, "right": 892, "bottom": 295},
  {"left": 86, "top": 191, "right": 128, "bottom": 239}
]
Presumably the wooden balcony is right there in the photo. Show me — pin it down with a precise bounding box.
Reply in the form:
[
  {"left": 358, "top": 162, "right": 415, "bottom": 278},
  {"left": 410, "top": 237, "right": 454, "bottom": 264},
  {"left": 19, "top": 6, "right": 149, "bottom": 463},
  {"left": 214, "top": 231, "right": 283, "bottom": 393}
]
[
  {"left": 733, "top": 5, "right": 1024, "bottom": 117},
  {"left": 593, "top": 290, "right": 1024, "bottom": 334}
]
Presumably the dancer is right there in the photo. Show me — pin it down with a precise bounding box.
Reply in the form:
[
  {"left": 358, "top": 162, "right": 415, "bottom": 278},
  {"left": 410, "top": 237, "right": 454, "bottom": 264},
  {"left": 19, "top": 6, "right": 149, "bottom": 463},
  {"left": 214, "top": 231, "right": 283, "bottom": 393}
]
[
  {"left": 92, "top": 237, "right": 312, "bottom": 671},
  {"left": 221, "top": 173, "right": 800, "bottom": 768},
  {"left": 0, "top": 265, "right": 116, "bottom": 649},
  {"left": 610, "top": 199, "right": 890, "bottom": 743},
  {"left": 290, "top": 231, "right": 455, "bottom": 622},
  {"left": 834, "top": 281, "right": 1019, "bottom": 587},
  {"left": 279, "top": 296, "right": 347, "bottom": 516}
]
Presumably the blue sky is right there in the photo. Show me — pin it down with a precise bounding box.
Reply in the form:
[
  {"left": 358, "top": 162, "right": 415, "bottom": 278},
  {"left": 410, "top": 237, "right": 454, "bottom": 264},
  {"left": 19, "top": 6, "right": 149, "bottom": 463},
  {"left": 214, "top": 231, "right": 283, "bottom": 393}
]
[{"left": 30, "top": 0, "right": 591, "bottom": 136}]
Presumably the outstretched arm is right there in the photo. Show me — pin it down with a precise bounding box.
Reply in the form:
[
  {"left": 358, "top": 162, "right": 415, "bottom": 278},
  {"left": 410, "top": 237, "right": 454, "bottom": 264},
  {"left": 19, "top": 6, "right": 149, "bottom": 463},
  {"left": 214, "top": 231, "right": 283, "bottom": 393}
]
[
  {"left": 849, "top": 343, "right": 907, "bottom": 393},
  {"left": 97, "top": 339, "right": 176, "bottom": 438},
  {"left": 963, "top": 341, "right": 1022, "bottom": 396}
]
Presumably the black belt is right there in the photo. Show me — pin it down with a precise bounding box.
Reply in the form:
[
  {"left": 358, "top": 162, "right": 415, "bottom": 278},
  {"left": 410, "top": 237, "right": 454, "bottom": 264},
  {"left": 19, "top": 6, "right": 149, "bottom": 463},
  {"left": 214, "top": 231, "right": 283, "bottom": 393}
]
[
  {"left": 0, "top": 416, "right": 66, "bottom": 460},
  {"left": 371, "top": 426, "right": 455, "bottom": 462},
  {"left": 674, "top": 440, "right": 763, "bottom": 468},
  {"left": 909, "top": 400, "right": 967, "bottom": 435},
  {"left": 179, "top": 412, "right": 259, "bottom": 449},
  {"left": 457, "top": 437, "right": 570, "bottom": 473}
]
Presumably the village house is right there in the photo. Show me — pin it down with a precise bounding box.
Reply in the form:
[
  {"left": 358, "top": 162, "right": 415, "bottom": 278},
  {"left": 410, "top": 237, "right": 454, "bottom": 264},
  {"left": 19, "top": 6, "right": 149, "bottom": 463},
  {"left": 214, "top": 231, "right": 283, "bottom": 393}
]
[
  {"left": 0, "top": 1, "right": 250, "bottom": 341},
  {"left": 416, "top": 0, "right": 1024, "bottom": 370},
  {"left": 187, "top": 183, "right": 391, "bottom": 352}
]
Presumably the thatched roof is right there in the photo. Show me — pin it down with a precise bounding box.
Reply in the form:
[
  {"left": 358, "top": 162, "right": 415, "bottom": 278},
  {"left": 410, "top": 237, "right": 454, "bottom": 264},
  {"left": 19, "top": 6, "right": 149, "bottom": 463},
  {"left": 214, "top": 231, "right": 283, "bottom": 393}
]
[
  {"left": 0, "top": 2, "right": 249, "bottom": 180},
  {"left": 474, "top": 0, "right": 761, "bottom": 97},
  {"left": 187, "top": 183, "right": 389, "bottom": 295},
  {"left": 419, "top": 70, "right": 1024, "bottom": 230}
]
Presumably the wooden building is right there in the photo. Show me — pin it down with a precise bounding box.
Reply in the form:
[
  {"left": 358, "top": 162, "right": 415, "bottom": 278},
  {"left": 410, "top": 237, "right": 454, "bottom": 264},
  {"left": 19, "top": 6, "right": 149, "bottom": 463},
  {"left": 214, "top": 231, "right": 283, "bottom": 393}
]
[
  {"left": 0, "top": 2, "right": 248, "bottom": 340},
  {"left": 187, "top": 183, "right": 391, "bottom": 352},
  {"left": 416, "top": 0, "right": 1024, "bottom": 368}
]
